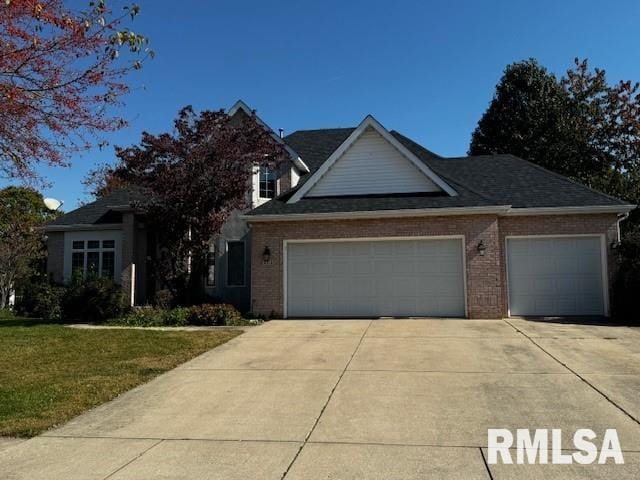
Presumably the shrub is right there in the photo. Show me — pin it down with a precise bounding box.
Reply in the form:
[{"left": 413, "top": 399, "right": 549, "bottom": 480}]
[
  {"left": 612, "top": 228, "right": 640, "bottom": 323},
  {"left": 113, "top": 306, "right": 190, "bottom": 327},
  {"left": 16, "top": 279, "right": 64, "bottom": 322},
  {"left": 61, "top": 275, "right": 127, "bottom": 323},
  {"left": 115, "top": 306, "right": 165, "bottom": 327},
  {"left": 188, "top": 303, "right": 242, "bottom": 326},
  {"left": 163, "top": 307, "right": 190, "bottom": 326},
  {"left": 153, "top": 289, "right": 175, "bottom": 309}
]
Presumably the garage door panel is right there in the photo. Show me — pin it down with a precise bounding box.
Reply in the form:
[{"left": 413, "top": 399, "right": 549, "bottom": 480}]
[
  {"left": 287, "top": 239, "right": 465, "bottom": 317},
  {"left": 507, "top": 237, "right": 605, "bottom": 316},
  {"left": 374, "top": 259, "right": 395, "bottom": 275}
]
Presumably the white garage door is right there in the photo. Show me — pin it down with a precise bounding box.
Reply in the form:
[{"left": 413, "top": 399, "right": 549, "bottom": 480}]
[
  {"left": 286, "top": 238, "right": 465, "bottom": 317},
  {"left": 507, "top": 236, "right": 606, "bottom": 316}
]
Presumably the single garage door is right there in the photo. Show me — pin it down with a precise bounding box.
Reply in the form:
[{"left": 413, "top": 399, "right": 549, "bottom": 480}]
[
  {"left": 506, "top": 236, "right": 606, "bottom": 316},
  {"left": 286, "top": 238, "right": 465, "bottom": 317}
]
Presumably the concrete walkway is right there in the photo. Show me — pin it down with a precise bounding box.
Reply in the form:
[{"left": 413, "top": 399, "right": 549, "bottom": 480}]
[{"left": 2, "top": 319, "right": 640, "bottom": 479}]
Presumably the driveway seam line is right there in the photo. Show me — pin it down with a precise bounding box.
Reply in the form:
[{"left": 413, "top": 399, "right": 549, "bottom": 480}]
[
  {"left": 102, "top": 439, "right": 163, "bottom": 480},
  {"left": 479, "top": 447, "right": 495, "bottom": 480},
  {"left": 41, "top": 434, "right": 302, "bottom": 443},
  {"left": 280, "top": 320, "right": 373, "bottom": 480},
  {"left": 504, "top": 319, "right": 640, "bottom": 427}
]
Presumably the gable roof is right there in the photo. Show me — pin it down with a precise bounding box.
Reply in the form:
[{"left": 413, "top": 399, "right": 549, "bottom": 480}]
[
  {"left": 228, "top": 100, "right": 310, "bottom": 173},
  {"left": 288, "top": 115, "right": 457, "bottom": 203},
  {"left": 246, "top": 128, "right": 634, "bottom": 218}
]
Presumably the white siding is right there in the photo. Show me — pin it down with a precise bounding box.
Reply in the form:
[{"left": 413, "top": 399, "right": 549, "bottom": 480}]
[{"left": 306, "top": 127, "right": 441, "bottom": 197}]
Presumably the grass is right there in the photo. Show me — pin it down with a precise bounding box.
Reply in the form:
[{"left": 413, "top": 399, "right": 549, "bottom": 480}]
[{"left": 0, "top": 312, "right": 242, "bottom": 437}]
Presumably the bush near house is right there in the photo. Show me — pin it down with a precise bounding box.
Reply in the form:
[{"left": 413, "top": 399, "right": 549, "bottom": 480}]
[
  {"left": 16, "top": 278, "right": 65, "bottom": 322},
  {"left": 612, "top": 228, "right": 640, "bottom": 323},
  {"left": 16, "top": 274, "right": 257, "bottom": 326},
  {"left": 188, "top": 303, "right": 242, "bottom": 326},
  {"left": 111, "top": 303, "right": 251, "bottom": 327},
  {"left": 61, "top": 275, "right": 128, "bottom": 323}
]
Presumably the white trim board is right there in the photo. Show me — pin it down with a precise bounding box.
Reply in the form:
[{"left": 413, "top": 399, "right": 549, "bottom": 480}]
[
  {"left": 243, "top": 204, "right": 635, "bottom": 223},
  {"left": 504, "top": 234, "right": 609, "bottom": 317},
  {"left": 282, "top": 235, "right": 468, "bottom": 319},
  {"left": 287, "top": 115, "right": 458, "bottom": 203}
]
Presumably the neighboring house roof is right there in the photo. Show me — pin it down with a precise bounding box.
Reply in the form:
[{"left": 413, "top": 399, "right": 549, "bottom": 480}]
[
  {"left": 247, "top": 123, "right": 634, "bottom": 218},
  {"left": 45, "top": 188, "right": 147, "bottom": 229}
]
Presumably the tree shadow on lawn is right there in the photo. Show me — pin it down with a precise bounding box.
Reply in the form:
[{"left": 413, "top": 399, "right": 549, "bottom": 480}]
[{"left": 0, "top": 316, "right": 69, "bottom": 328}]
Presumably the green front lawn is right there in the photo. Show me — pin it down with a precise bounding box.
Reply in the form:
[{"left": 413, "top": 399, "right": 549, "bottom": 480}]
[{"left": 0, "top": 314, "right": 241, "bottom": 437}]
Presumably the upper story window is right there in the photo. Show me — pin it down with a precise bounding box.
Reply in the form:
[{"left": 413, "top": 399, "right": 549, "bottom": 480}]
[
  {"left": 259, "top": 166, "right": 277, "bottom": 199},
  {"left": 71, "top": 239, "right": 116, "bottom": 280}
]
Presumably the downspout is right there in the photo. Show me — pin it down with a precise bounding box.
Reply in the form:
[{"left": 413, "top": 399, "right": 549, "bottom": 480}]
[{"left": 616, "top": 212, "right": 630, "bottom": 244}]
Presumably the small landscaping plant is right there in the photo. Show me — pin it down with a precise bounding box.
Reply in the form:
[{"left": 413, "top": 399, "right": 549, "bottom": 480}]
[
  {"left": 114, "top": 306, "right": 191, "bottom": 327},
  {"left": 188, "top": 303, "right": 242, "bottom": 326}
]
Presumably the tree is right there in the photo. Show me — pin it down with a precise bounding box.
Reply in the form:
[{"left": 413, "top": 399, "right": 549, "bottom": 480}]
[
  {"left": 0, "top": 186, "right": 56, "bottom": 308},
  {"left": 98, "top": 106, "right": 287, "bottom": 302},
  {"left": 469, "top": 58, "right": 640, "bottom": 216},
  {"left": 1, "top": 0, "right": 151, "bottom": 181}
]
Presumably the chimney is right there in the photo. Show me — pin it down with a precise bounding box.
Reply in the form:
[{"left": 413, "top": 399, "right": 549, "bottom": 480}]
[{"left": 278, "top": 128, "right": 284, "bottom": 139}]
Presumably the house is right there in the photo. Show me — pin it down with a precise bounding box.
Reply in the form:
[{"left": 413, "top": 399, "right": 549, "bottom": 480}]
[{"left": 45, "top": 101, "right": 635, "bottom": 319}]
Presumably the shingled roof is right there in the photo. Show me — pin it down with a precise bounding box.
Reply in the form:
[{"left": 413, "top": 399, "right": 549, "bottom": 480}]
[
  {"left": 45, "top": 188, "right": 148, "bottom": 228},
  {"left": 248, "top": 128, "right": 632, "bottom": 216}
]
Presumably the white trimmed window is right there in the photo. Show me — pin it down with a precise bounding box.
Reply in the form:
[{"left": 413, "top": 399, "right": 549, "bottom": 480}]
[
  {"left": 71, "top": 239, "right": 116, "bottom": 280},
  {"left": 259, "top": 166, "right": 277, "bottom": 199}
]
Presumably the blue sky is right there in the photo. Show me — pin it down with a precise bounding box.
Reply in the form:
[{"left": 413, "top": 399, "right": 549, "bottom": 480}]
[{"left": 6, "top": 0, "right": 640, "bottom": 209}]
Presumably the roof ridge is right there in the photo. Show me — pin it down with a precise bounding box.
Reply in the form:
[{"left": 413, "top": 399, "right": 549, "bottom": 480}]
[
  {"left": 390, "top": 131, "right": 502, "bottom": 205},
  {"left": 285, "top": 127, "right": 356, "bottom": 136}
]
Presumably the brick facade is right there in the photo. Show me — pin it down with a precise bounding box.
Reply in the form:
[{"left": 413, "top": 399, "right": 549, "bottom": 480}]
[{"left": 249, "top": 213, "right": 621, "bottom": 319}]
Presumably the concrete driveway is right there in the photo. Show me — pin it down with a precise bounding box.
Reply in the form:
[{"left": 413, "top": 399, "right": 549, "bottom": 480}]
[{"left": 2, "top": 319, "right": 640, "bottom": 479}]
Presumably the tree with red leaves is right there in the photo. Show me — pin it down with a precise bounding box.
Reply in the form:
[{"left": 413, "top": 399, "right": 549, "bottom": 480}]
[
  {"left": 101, "top": 106, "right": 287, "bottom": 302},
  {"left": 1, "top": 0, "right": 151, "bottom": 180}
]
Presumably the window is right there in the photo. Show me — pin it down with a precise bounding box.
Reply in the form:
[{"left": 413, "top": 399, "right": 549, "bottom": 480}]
[
  {"left": 69, "top": 238, "right": 117, "bottom": 280},
  {"left": 206, "top": 242, "right": 216, "bottom": 287},
  {"left": 227, "top": 241, "right": 245, "bottom": 286},
  {"left": 259, "top": 166, "right": 277, "bottom": 199},
  {"left": 101, "top": 251, "right": 115, "bottom": 279}
]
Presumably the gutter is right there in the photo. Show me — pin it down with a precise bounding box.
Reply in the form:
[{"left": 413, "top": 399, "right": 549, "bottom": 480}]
[
  {"left": 242, "top": 203, "right": 636, "bottom": 222},
  {"left": 241, "top": 205, "right": 512, "bottom": 222},
  {"left": 501, "top": 205, "right": 636, "bottom": 216}
]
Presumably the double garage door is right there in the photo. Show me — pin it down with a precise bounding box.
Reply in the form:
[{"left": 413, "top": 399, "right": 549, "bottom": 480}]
[{"left": 286, "top": 238, "right": 466, "bottom": 317}]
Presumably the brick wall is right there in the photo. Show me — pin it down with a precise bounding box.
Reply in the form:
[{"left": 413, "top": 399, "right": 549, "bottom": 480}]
[{"left": 250, "top": 213, "right": 621, "bottom": 319}]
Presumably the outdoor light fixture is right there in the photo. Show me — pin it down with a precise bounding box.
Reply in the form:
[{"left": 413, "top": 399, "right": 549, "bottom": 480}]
[
  {"left": 610, "top": 241, "right": 620, "bottom": 250},
  {"left": 262, "top": 246, "right": 271, "bottom": 263},
  {"left": 477, "top": 240, "right": 487, "bottom": 256}
]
